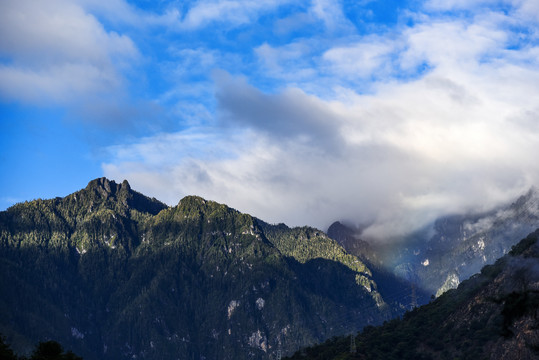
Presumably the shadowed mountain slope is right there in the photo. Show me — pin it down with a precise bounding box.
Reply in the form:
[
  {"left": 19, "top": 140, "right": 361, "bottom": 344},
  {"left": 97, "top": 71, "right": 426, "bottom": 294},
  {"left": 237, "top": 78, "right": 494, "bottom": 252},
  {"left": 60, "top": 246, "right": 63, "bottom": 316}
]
[
  {"left": 0, "top": 178, "right": 397, "bottom": 360},
  {"left": 287, "top": 229, "right": 539, "bottom": 360}
]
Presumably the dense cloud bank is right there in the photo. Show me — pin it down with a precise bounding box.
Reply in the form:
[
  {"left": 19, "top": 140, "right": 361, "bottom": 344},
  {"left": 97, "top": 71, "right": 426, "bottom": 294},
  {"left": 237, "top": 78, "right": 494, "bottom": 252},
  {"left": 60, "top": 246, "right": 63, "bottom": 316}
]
[
  {"left": 2, "top": 1, "right": 538, "bottom": 239},
  {"left": 105, "top": 1, "right": 539, "bottom": 239}
]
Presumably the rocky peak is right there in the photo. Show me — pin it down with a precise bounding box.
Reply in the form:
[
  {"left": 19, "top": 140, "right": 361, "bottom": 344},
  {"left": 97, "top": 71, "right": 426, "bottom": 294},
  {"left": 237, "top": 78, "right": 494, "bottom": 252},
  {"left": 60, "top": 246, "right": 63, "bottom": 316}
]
[
  {"left": 86, "top": 177, "right": 130, "bottom": 198},
  {"left": 78, "top": 177, "right": 166, "bottom": 216},
  {"left": 327, "top": 221, "right": 373, "bottom": 261},
  {"left": 327, "top": 221, "right": 355, "bottom": 241},
  {"left": 120, "top": 179, "right": 131, "bottom": 191}
]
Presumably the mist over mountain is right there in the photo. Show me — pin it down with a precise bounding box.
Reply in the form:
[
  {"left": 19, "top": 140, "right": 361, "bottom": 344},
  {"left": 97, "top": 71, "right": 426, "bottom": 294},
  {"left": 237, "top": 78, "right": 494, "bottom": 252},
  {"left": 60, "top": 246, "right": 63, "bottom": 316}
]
[
  {"left": 326, "top": 221, "right": 431, "bottom": 309},
  {"left": 0, "top": 178, "right": 409, "bottom": 360},
  {"left": 328, "top": 188, "right": 539, "bottom": 297}
]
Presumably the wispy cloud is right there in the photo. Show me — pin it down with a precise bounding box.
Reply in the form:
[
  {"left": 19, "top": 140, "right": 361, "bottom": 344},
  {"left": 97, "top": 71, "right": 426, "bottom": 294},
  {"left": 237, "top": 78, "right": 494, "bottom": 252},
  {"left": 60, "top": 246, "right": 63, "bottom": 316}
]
[
  {"left": 255, "top": 42, "right": 317, "bottom": 81},
  {"left": 77, "top": 0, "right": 181, "bottom": 27},
  {"left": 309, "top": 0, "right": 356, "bottom": 33},
  {"left": 175, "top": 0, "right": 293, "bottom": 30},
  {"left": 102, "top": 1, "right": 539, "bottom": 240},
  {"left": 322, "top": 37, "right": 397, "bottom": 79}
]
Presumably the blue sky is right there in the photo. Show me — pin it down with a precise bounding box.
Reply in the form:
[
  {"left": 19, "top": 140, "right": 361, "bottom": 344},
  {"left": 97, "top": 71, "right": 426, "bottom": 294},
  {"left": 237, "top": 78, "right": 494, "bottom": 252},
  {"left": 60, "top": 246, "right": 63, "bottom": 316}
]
[{"left": 1, "top": 0, "right": 539, "bottom": 239}]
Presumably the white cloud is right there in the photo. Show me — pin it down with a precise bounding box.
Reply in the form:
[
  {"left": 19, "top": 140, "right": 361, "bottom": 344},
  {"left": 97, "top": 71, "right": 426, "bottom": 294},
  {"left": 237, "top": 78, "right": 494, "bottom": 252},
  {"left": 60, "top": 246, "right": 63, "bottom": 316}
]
[
  {"left": 213, "top": 71, "right": 344, "bottom": 152},
  {"left": 516, "top": 0, "right": 539, "bottom": 22},
  {"left": 96, "top": 1, "right": 539, "bottom": 241},
  {"left": 309, "top": 0, "right": 355, "bottom": 32},
  {"left": 255, "top": 42, "right": 317, "bottom": 82},
  {"left": 0, "top": 63, "right": 120, "bottom": 104},
  {"left": 400, "top": 19, "right": 508, "bottom": 71},
  {"left": 167, "top": 48, "right": 219, "bottom": 79},
  {"left": 176, "top": 0, "right": 291, "bottom": 30},
  {"left": 425, "top": 0, "right": 499, "bottom": 10},
  {"left": 273, "top": 12, "right": 316, "bottom": 35},
  {"left": 75, "top": 0, "right": 143, "bottom": 26},
  {"left": 322, "top": 38, "right": 397, "bottom": 78},
  {"left": 104, "top": 61, "right": 539, "bottom": 240},
  {"left": 425, "top": 0, "right": 539, "bottom": 28},
  {"left": 0, "top": 0, "right": 138, "bottom": 105},
  {"left": 74, "top": 0, "right": 184, "bottom": 29}
]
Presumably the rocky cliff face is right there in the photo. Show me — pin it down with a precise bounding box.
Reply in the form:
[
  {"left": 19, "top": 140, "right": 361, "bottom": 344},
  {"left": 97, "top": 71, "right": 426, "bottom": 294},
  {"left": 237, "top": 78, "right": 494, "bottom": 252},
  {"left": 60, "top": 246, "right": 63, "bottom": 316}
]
[{"left": 0, "top": 178, "right": 395, "bottom": 360}]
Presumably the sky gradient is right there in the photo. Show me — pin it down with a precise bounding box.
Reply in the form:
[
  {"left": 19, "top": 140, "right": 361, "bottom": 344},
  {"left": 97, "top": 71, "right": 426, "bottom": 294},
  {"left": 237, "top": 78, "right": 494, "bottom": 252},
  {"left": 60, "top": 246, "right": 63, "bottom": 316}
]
[{"left": 1, "top": 0, "right": 539, "bottom": 239}]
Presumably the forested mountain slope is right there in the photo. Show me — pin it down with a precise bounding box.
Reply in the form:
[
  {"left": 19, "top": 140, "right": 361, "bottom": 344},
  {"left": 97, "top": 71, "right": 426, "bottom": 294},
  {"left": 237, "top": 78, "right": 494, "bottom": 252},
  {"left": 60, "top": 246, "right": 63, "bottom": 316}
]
[
  {"left": 0, "top": 178, "right": 397, "bottom": 360},
  {"left": 287, "top": 229, "right": 539, "bottom": 360}
]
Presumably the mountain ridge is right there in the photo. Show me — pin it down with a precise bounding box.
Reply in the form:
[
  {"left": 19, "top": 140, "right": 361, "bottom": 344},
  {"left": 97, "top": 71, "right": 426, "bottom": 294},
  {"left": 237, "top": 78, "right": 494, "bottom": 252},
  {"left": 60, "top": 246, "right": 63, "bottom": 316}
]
[
  {"left": 286, "top": 228, "right": 539, "bottom": 359},
  {"left": 0, "top": 178, "right": 399, "bottom": 360}
]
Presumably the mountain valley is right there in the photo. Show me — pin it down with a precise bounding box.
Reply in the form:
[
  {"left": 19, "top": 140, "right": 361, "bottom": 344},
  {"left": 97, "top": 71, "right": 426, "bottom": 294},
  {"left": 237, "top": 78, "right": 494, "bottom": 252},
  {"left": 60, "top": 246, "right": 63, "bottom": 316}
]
[{"left": 286, "top": 229, "right": 539, "bottom": 359}]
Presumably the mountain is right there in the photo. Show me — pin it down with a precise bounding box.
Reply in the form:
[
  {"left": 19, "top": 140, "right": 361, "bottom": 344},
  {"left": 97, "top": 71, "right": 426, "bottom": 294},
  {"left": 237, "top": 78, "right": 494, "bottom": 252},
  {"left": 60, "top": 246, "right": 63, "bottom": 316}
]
[
  {"left": 328, "top": 188, "right": 539, "bottom": 296},
  {"left": 0, "top": 178, "right": 396, "bottom": 360},
  {"left": 326, "top": 222, "right": 377, "bottom": 265},
  {"left": 327, "top": 222, "right": 431, "bottom": 309},
  {"left": 286, "top": 229, "right": 539, "bottom": 360}
]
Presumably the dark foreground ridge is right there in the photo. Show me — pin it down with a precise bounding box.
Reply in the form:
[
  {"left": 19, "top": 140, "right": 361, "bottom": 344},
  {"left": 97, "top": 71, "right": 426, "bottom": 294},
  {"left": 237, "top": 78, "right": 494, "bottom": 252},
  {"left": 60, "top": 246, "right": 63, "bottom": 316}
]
[
  {"left": 0, "top": 178, "right": 407, "bottom": 360},
  {"left": 0, "top": 335, "right": 83, "bottom": 360},
  {"left": 286, "top": 229, "right": 539, "bottom": 360}
]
